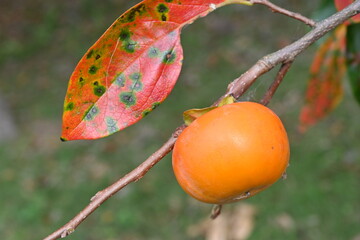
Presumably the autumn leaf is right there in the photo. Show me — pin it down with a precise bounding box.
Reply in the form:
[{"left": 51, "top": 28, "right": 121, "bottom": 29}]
[
  {"left": 299, "top": 25, "right": 347, "bottom": 132},
  {"left": 61, "top": 0, "right": 251, "bottom": 141}
]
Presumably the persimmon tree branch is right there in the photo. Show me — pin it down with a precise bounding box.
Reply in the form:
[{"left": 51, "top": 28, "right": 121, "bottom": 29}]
[
  {"left": 44, "top": 126, "right": 186, "bottom": 240},
  {"left": 44, "top": 1, "right": 360, "bottom": 239},
  {"left": 250, "top": 0, "right": 316, "bottom": 27},
  {"left": 260, "top": 61, "right": 293, "bottom": 106},
  {"left": 222, "top": 0, "right": 360, "bottom": 102}
]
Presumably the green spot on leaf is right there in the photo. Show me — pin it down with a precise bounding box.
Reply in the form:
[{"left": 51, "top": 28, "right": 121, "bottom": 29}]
[
  {"left": 141, "top": 102, "right": 161, "bottom": 117},
  {"left": 142, "top": 109, "right": 152, "bottom": 117},
  {"left": 106, "top": 117, "right": 118, "bottom": 134},
  {"left": 115, "top": 74, "right": 126, "bottom": 87},
  {"left": 152, "top": 102, "right": 160, "bottom": 110},
  {"left": 79, "top": 77, "right": 85, "bottom": 87},
  {"left": 65, "top": 102, "right": 74, "bottom": 111},
  {"left": 119, "top": 29, "right": 132, "bottom": 41},
  {"left": 123, "top": 40, "right": 137, "bottom": 53},
  {"left": 120, "top": 4, "right": 146, "bottom": 23},
  {"left": 130, "top": 72, "right": 143, "bottom": 91},
  {"left": 87, "top": 49, "right": 94, "bottom": 59},
  {"left": 157, "top": 4, "right": 169, "bottom": 13},
  {"left": 148, "top": 47, "right": 160, "bottom": 58},
  {"left": 89, "top": 65, "right": 98, "bottom": 74},
  {"left": 94, "top": 85, "right": 106, "bottom": 97},
  {"left": 163, "top": 50, "right": 176, "bottom": 64},
  {"left": 130, "top": 72, "right": 142, "bottom": 81},
  {"left": 131, "top": 81, "right": 143, "bottom": 91},
  {"left": 120, "top": 92, "right": 137, "bottom": 107},
  {"left": 87, "top": 50, "right": 100, "bottom": 60},
  {"left": 84, "top": 105, "right": 99, "bottom": 121}
]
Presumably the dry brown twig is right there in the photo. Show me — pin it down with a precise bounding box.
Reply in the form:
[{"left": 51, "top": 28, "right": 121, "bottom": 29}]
[
  {"left": 260, "top": 61, "right": 293, "bottom": 106},
  {"left": 44, "top": 1, "right": 360, "bottom": 239},
  {"left": 250, "top": 0, "right": 316, "bottom": 27}
]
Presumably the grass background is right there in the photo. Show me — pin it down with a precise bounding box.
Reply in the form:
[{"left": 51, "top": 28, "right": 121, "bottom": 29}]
[{"left": 0, "top": 0, "right": 359, "bottom": 239}]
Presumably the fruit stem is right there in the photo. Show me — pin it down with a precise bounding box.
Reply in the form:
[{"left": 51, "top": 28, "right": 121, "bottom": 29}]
[{"left": 210, "top": 204, "right": 223, "bottom": 219}]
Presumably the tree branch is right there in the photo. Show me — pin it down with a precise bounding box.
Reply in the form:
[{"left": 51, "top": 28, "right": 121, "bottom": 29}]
[
  {"left": 260, "top": 61, "right": 293, "bottom": 106},
  {"left": 221, "top": 0, "right": 360, "bottom": 103},
  {"left": 44, "top": 125, "right": 186, "bottom": 240},
  {"left": 251, "top": 0, "right": 316, "bottom": 27},
  {"left": 44, "top": 1, "right": 360, "bottom": 239}
]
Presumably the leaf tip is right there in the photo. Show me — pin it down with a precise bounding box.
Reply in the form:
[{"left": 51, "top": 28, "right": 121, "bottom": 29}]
[{"left": 60, "top": 137, "right": 67, "bottom": 142}]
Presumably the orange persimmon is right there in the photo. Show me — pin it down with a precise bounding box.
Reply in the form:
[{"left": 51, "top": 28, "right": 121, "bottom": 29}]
[{"left": 172, "top": 102, "right": 290, "bottom": 204}]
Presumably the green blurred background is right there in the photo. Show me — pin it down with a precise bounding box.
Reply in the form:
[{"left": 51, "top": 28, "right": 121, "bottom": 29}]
[{"left": 0, "top": 0, "right": 359, "bottom": 239}]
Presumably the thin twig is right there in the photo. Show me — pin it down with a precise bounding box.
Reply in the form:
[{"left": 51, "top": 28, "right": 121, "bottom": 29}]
[
  {"left": 44, "top": 1, "right": 360, "bottom": 239},
  {"left": 250, "top": 0, "right": 316, "bottom": 27},
  {"left": 260, "top": 61, "right": 293, "bottom": 106}
]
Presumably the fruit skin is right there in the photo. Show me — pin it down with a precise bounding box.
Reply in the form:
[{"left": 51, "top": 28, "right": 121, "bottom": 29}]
[{"left": 172, "top": 102, "right": 290, "bottom": 204}]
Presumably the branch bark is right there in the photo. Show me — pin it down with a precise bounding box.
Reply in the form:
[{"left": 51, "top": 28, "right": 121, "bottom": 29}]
[
  {"left": 251, "top": 0, "right": 316, "bottom": 27},
  {"left": 221, "top": 0, "right": 360, "bottom": 103},
  {"left": 44, "top": 1, "right": 360, "bottom": 239},
  {"left": 44, "top": 126, "right": 186, "bottom": 240},
  {"left": 260, "top": 61, "right": 293, "bottom": 106}
]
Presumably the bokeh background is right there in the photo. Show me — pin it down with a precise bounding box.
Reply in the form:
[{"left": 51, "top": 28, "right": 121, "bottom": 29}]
[{"left": 1, "top": 0, "right": 359, "bottom": 239}]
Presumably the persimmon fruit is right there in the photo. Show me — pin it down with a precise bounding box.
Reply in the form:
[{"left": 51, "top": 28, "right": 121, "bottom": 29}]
[{"left": 172, "top": 102, "right": 290, "bottom": 204}]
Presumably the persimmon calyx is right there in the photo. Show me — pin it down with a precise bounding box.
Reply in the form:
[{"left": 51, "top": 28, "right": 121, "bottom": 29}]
[{"left": 183, "top": 96, "right": 236, "bottom": 126}]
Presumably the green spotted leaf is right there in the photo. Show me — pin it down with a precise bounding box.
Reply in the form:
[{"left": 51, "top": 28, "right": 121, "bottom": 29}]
[{"left": 61, "top": 0, "right": 251, "bottom": 141}]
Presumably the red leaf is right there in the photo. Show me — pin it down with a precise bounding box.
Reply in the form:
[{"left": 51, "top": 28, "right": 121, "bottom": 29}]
[
  {"left": 61, "top": 0, "right": 241, "bottom": 141},
  {"left": 334, "top": 0, "right": 360, "bottom": 23},
  {"left": 299, "top": 26, "right": 347, "bottom": 132}
]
